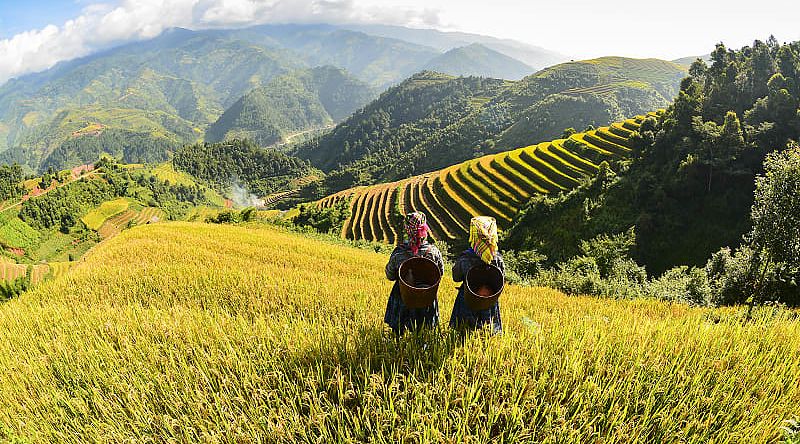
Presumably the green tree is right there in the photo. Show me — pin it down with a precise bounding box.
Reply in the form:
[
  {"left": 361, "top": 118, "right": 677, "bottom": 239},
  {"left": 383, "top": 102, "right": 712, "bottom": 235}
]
[{"left": 751, "top": 144, "right": 800, "bottom": 270}]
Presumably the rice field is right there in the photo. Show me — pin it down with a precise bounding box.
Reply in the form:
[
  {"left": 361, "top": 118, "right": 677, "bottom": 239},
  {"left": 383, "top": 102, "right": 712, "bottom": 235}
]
[
  {"left": 151, "top": 162, "right": 198, "bottom": 187},
  {"left": 81, "top": 198, "right": 130, "bottom": 231},
  {"left": 318, "top": 114, "right": 659, "bottom": 243},
  {"left": 97, "top": 207, "right": 164, "bottom": 239},
  {"left": 0, "top": 222, "right": 797, "bottom": 442},
  {"left": 0, "top": 261, "right": 72, "bottom": 284}
]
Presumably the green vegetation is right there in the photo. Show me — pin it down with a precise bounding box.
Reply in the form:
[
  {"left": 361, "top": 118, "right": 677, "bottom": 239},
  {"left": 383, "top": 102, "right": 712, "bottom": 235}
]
[
  {"left": 0, "top": 164, "right": 24, "bottom": 202},
  {"left": 40, "top": 128, "right": 176, "bottom": 171},
  {"left": 295, "top": 58, "right": 684, "bottom": 196},
  {"left": 2, "top": 24, "right": 528, "bottom": 172},
  {"left": 313, "top": 115, "right": 646, "bottom": 244},
  {"left": 174, "top": 138, "right": 318, "bottom": 197},
  {"left": 205, "top": 66, "right": 374, "bottom": 147},
  {"left": 505, "top": 38, "right": 800, "bottom": 274},
  {"left": 81, "top": 198, "right": 130, "bottom": 231},
  {"left": 0, "top": 215, "right": 41, "bottom": 250},
  {"left": 0, "top": 158, "right": 220, "bottom": 269},
  {"left": 0, "top": 222, "right": 798, "bottom": 441}
]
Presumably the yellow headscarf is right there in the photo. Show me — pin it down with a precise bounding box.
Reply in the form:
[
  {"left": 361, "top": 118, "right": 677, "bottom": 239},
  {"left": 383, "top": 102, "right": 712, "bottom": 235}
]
[{"left": 469, "top": 216, "right": 498, "bottom": 264}]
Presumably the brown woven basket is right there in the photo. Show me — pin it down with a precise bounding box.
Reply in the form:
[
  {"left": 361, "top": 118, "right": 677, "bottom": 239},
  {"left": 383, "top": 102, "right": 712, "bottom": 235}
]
[
  {"left": 398, "top": 257, "right": 441, "bottom": 308},
  {"left": 464, "top": 263, "right": 504, "bottom": 311}
]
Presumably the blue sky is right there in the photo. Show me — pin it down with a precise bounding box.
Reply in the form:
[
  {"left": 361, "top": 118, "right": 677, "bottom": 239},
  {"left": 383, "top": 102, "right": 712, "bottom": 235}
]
[{"left": 0, "top": 0, "right": 94, "bottom": 38}]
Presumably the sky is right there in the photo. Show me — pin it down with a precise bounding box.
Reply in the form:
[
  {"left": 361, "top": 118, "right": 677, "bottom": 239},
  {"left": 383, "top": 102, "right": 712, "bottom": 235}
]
[{"left": 1, "top": 0, "right": 799, "bottom": 85}]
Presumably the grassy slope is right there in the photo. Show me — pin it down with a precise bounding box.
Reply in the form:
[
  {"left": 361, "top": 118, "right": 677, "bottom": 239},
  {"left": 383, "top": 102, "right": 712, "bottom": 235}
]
[{"left": 0, "top": 222, "right": 798, "bottom": 442}]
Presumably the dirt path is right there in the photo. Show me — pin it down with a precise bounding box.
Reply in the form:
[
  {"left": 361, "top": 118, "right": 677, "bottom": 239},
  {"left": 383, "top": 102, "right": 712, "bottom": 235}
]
[
  {"left": 0, "top": 170, "right": 101, "bottom": 215},
  {"left": 274, "top": 124, "right": 335, "bottom": 149}
]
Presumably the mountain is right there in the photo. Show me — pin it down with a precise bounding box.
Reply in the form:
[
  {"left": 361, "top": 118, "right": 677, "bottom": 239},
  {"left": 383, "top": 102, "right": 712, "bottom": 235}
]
[
  {"left": 343, "top": 24, "right": 569, "bottom": 69},
  {"left": 0, "top": 25, "right": 433, "bottom": 171},
  {"left": 0, "top": 28, "right": 304, "bottom": 169},
  {"left": 494, "top": 57, "right": 686, "bottom": 150},
  {"left": 422, "top": 43, "right": 533, "bottom": 80},
  {"left": 224, "top": 24, "right": 441, "bottom": 88},
  {"left": 293, "top": 71, "right": 513, "bottom": 191},
  {"left": 295, "top": 57, "right": 686, "bottom": 195},
  {"left": 672, "top": 54, "right": 712, "bottom": 67},
  {"left": 0, "top": 23, "right": 569, "bottom": 172},
  {"left": 205, "top": 66, "right": 375, "bottom": 147}
]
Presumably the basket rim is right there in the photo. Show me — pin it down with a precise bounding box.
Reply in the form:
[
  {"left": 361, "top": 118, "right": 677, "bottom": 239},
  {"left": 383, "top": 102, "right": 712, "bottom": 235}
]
[
  {"left": 465, "top": 263, "right": 504, "bottom": 299},
  {"left": 399, "top": 256, "right": 442, "bottom": 289}
]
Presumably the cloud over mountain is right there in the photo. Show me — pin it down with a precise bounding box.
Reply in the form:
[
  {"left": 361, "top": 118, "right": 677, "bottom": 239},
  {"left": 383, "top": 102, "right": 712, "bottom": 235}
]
[{"left": 0, "top": 0, "right": 442, "bottom": 85}]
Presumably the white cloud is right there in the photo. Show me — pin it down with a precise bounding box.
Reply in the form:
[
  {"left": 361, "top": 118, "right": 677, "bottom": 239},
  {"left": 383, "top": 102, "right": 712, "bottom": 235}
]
[{"left": 0, "top": 0, "right": 443, "bottom": 85}]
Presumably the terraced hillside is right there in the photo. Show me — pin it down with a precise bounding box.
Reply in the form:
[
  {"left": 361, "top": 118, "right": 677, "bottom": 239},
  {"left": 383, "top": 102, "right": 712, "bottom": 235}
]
[
  {"left": 96, "top": 207, "right": 165, "bottom": 239},
  {"left": 318, "top": 113, "right": 654, "bottom": 243}
]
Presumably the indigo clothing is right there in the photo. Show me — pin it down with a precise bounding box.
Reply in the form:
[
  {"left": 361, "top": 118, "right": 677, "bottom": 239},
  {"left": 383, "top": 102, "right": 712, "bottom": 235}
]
[
  {"left": 384, "top": 241, "right": 444, "bottom": 335},
  {"left": 449, "top": 249, "right": 505, "bottom": 334}
]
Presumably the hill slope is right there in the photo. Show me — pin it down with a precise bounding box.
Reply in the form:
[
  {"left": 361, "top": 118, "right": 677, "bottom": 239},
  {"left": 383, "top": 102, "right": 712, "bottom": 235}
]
[
  {"left": 295, "top": 58, "right": 686, "bottom": 194},
  {"left": 205, "top": 66, "right": 375, "bottom": 147},
  {"left": 315, "top": 113, "right": 652, "bottom": 243},
  {"left": 504, "top": 39, "right": 800, "bottom": 274},
  {"left": 0, "top": 222, "right": 797, "bottom": 441},
  {"left": 0, "top": 25, "right": 437, "bottom": 170},
  {"left": 423, "top": 43, "right": 533, "bottom": 80}
]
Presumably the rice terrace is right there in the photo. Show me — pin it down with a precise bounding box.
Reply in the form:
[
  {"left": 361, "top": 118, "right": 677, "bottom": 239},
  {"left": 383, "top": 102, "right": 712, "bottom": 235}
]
[{"left": 0, "top": 1, "right": 800, "bottom": 442}]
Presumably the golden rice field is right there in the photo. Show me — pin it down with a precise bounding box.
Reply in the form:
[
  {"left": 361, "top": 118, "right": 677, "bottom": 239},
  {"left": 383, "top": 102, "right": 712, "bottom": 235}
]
[
  {"left": 0, "top": 222, "right": 798, "bottom": 443},
  {"left": 318, "top": 114, "right": 657, "bottom": 243},
  {"left": 0, "top": 261, "right": 73, "bottom": 284},
  {"left": 97, "top": 207, "right": 164, "bottom": 239},
  {"left": 80, "top": 198, "right": 130, "bottom": 231}
]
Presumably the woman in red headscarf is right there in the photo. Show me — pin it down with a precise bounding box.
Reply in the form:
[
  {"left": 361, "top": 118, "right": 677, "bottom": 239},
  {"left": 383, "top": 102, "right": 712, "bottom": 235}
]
[{"left": 384, "top": 211, "right": 444, "bottom": 335}]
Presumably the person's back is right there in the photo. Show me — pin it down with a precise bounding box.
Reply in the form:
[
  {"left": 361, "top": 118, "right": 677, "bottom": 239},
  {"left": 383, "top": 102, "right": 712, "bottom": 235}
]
[
  {"left": 449, "top": 216, "right": 504, "bottom": 334},
  {"left": 384, "top": 212, "right": 444, "bottom": 335}
]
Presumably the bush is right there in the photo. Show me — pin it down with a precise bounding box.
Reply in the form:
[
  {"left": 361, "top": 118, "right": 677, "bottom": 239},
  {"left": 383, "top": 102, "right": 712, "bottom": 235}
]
[
  {"left": 647, "top": 266, "right": 711, "bottom": 306},
  {"left": 292, "top": 199, "right": 350, "bottom": 235},
  {"left": 503, "top": 249, "right": 547, "bottom": 283}
]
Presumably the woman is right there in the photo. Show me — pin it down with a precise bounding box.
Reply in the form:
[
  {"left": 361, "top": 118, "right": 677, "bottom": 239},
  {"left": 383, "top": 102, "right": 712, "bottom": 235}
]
[
  {"left": 449, "top": 216, "right": 504, "bottom": 334},
  {"left": 384, "top": 212, "right": 445, "bottom": 335}
]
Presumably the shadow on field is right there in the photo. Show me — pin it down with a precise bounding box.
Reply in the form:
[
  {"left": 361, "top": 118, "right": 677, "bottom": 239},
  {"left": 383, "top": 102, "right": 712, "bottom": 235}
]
[{"left": 287, "top": 325, "right": 462, "bottom": 383}]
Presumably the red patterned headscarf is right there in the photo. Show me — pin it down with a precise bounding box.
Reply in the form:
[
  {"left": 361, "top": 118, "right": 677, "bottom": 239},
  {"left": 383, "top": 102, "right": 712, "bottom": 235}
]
[{"left": 405, "top": 212, "right": 429, "bottom": 255}]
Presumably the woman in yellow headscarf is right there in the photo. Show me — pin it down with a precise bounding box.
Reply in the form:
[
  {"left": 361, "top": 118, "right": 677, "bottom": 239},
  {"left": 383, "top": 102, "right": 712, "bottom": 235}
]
[{"left": 449, "top": 216, "right": 504, "bottom": 334}]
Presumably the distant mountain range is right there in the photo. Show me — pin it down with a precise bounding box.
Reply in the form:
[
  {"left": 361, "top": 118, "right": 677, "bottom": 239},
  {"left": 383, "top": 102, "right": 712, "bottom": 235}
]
[
  {"left": 423, "top": 43, "right": 534, "bottom": 80},
  {"left": 343, "top": 24, "right": 568, "bottom": 69},
  {"left": 0, "top": 21, "right": 690, "bottom": 187},
  {"left": 0, "top": 23, "right": 564, "bottom": 172}
]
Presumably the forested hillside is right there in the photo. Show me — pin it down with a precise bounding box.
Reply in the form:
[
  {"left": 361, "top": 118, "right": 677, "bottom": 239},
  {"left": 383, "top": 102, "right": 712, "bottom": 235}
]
[
  {"left": 295, "top": 57, "right": 685, "bottom": 195},
  {"left": 205, "top": 66, "right": 374, "bottom": 146},
  {"left": 0, "top": 158, "right": 220, "bottom": 283},
  {"left": 505, "top": 38, "right": 800, "bottom": 274},
  {"left": 173, "top": 139, "right": 318, "bottom": 197}
]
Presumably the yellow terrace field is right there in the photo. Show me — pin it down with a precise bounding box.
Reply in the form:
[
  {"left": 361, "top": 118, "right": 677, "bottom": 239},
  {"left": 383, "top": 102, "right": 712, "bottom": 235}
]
[
  {"left": 0, "top": 222, "right": 797, "bottom": 442},
  {"left": 318, "top": 113, "right": 659, "bottom": 243},
  {"left": 80, "top": 198, "right": 130, "bottom": 231}
]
